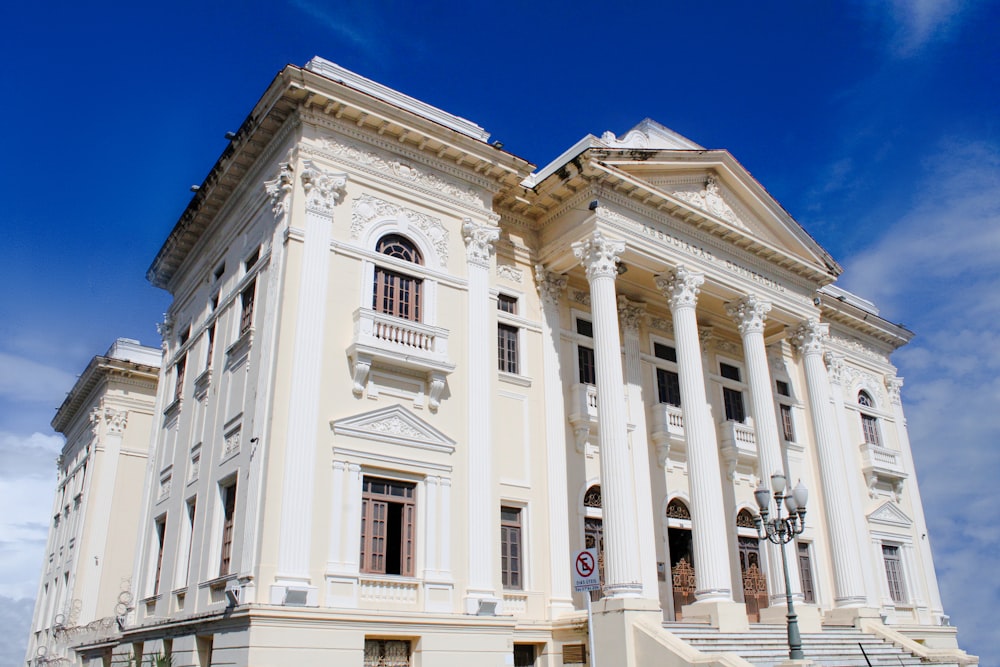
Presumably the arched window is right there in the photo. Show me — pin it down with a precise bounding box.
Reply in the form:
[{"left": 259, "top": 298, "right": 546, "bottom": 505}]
[
  {"left": 373, "top": 235, "right": 423, "bottom": 321},
  {"left": 583, "top": 484, "right": 602, "bottom": 508},
  {"left": 736, "top": 509, "right": 757, "bottom": 529},
  {"left": 858, "top": 390, "right": 881, "bottom": 446},
  {"left": 666, "top": 498, "right": 691, "bottom": 521}
]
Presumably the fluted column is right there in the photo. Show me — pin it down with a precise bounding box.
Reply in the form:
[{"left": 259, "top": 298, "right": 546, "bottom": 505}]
[
  {"left": 792, "top": 320, "right": 867, "bottom": 607},
  {"left": 656, "top": 268, "right": 733, "bottom": 602},
  {"left": 275, "top": 163, "right": 347, "bottom": 599},
  {"left": 535, "top": 266, "right": 575, "bottom": 616},
  {"left": 572, "top": 232, "right": 643, "bottom": 598},
  {"left": 726, "top": 295, "right": 801, "bottom": 602},
  {"left": 618, "top": 296, "right": 660, "bottom": 599},
  {"left": 463, "top": 219, "right": 501, "bottom": 612}
]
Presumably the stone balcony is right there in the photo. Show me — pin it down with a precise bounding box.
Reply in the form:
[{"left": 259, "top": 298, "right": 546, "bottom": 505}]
[
  {"left": 650, "top": 403, "right": 685, "bottom": 466},
  {"left": 719, "top": 419, "right": 757, "bottom": 479},
  {"left": 568, "top": 383, "right": 598, "bottom": 453},
  {"left": 347, "top": 308, "right": 455, "bottom": 411},
  {"left": 860, "top": 442, "right": 907, "bottom": 499}
]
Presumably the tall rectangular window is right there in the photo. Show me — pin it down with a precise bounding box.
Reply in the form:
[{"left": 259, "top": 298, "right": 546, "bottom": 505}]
[
  {"left": 205, "top": 324, "right": 216, "bottom": 371},
  {"left": 152, "top": 516, "right": 166, "bottom": 595},
  {"left": 577, "top": 319, "right": 595, "bottom": 385},
  {"left": 720, "top": 362, "right": 746, "bottom": 423},
  {"left": 177, "top": 499, "right": 196, "bottom": 587},
  {"left": 498, "top": 324, "right": 519, "bottom": 374},
  {"left": 654, "top": 343, "right": 681, "bottom": 407},
  {"left": 360, "top": 477, "right": 415, "bottom": 577},
  {"left": 240, "top": 282, "right": 256, "bottom": 335},
  {"left": 780, "top": 404, "right": 795, "bottom": 442},
  {"left": 797, "top": 542, "right": 815, "bottom": 603},
  {"left": 500, "top": 506, "right": 523, "bottom": 590},
  {"left": 862, "top": 414, "right": 881, "bottom": 446},
  {"left": 174, "top": 356, "right": 186, "bottom": 402},
  {"left": 882, "top": 544, "right": 906, "bottom": 603},
  {"left": 219, "top": 481, "right": 237, "bottom": 576}
]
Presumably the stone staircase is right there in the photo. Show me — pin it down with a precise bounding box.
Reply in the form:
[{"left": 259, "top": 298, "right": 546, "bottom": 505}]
[{"left": 665, "top": 622, "right": 959, "bottom": 667}]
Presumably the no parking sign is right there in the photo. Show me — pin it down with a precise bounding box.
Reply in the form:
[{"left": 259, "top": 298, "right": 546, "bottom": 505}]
[{"left": 572, "top": 548, "right": 601, "bottom": 592}]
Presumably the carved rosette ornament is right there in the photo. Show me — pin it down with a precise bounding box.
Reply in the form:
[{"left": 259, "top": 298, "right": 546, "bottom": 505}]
[
  {"left": 791, "top": 318, "right": 829, "bottom": 356},
  {"left": 885, "top": 375, "right": 903, "bottom": 405},
  {"left": 264, "top": 160, "right": 294, "bottom": 217},
  {"left": 534, "top": 265, "right": 567, "bottom": 306},
  {"left": 300, "top": 161, "right": 348, "bottom": 214},
  {"left": 573, "top": 231, "right": 624, "bottom": 281},
  {"left": 617, "top": 295, "right": 645, "bottom": 334},
  {"left": 655, "top": 266, "right": 704, "bottom": 310},
  {"left": 726, "top": 294, "right": 772, "bottom": 335},
  {"left": 462, "top": 219, "right": 500, "bottom": 267}
]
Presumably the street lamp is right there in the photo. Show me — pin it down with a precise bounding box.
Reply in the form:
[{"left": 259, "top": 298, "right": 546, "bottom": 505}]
[{"left": 753, "top": 473, "right": 808, "bottom": 661}]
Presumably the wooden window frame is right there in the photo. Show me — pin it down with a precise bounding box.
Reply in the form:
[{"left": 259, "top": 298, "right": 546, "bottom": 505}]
[
  {"left": 218, "top": 481, "right": 237, "bottom": 576},
  {"left": 153, "top": 516, "right": 166, "bottom": 596},
  {"left": 882, "top": 544, "right": 906, "bottom": 603},
  {"left": 360, "top": 477, "right": 416, "bottom": 577},
  {"left": 501, "top": 506, "right": 523, "bottom": 590}
]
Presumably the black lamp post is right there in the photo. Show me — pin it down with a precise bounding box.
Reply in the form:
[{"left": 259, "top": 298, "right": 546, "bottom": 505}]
[{"left": 753, "top": 473, "right": 808, "bottom": 661}]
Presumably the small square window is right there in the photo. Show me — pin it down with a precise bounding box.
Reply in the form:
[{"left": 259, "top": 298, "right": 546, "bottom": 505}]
[
  {"left": 776, "top": 380, "right": 790, "bottom": 397},
  {"left": 498, "top": 293, "right": 518, "bottom": 315}
]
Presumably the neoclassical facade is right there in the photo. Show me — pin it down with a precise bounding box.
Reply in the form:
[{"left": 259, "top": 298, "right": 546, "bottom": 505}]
[
  {"left": 40, "top": 58, "right": 975, "bottom": 666},
  {"left": 26, "top": 339, "right": 160, "bottom": 666}
]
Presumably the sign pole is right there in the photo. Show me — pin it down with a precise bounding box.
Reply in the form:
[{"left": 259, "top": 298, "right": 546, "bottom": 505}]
[
  {"left": 586, "top": 593, "right": 597, "bottom": 667},
  {"left": 572, "top": 548, "right": 601, "bottom": 667}
]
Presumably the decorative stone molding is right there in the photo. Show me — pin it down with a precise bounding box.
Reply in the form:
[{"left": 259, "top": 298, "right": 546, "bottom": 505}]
[
  {"left": 496, "top": 264, "right": 523, "bottom": 283},
  {"left": 823, "top": 352, "right": 845, "bottom": 385},
  {"left": 726, "top": 294, "right": 772, "bottom": 336},
  {"left": 829, "top": 334, "right": 888, "bottom": 363},
  {"left": 791, "top": 319, "right": 829, "bottom": 356},
  {"left": 300, "top": 161, "right": 347, "bottom": 214},
  {"left": 351, "top": 194, "right": 449, "bottom": 264},
  {"left": 318, "top": 135, "right": 484, "bottom": 207},
  {"left": 715, "top": 339, "right": 741, "bottom": 355},
  {"left": 570, "top": 289, "right": 591, "bottom": 307},
  {"left": 331, "top": 404, "right": 456, "bottom": 454},
  {"left": 617, "top": 296, "right": 646, "bottom": 334},
  {"left": 156, "top": 313, "right": 174, "bottom": 344},
  {"left": 534, "top": 265, "right": 567, "bottom": 306},
  {"left": 264, "top": 159, "right": 294, "bottom": 217},
  {"left": 670, "top": 175, "right": 746, "bottom": 229},
  {"left": 698, "top": 327, "right": 715, "bottom": 350},
  {"left": 655, "top": 266, "right": 704, "bottom": 310},
  {"left": 462, "top": 219, "right": 500, "bottom": 267},
  {"left": 90, "top": 406, "right": 128, "bottom": 435},
  {"left": 648, "top": 317, "right": 674, "bottom": 334},
  {"left": 885, "top": 375, "right": 903, "bottom": 405},
  {"left": 572, "top": 231, "right": 624, "bottom": 281}
]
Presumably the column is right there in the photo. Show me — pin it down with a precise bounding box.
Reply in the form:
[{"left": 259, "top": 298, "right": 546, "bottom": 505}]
[
  {"left": 326, "top": 460, "right": 348, "bottom": 573},
  {"left": 572, "top": 231, "right": 643, "bottom": 599},
  {"left": 274, "top": 162, "right": 347, "bottom": 605},
  {"left": 535, "top": 265, "right": 575, "bottom": 617},
  {"left": 655, "top": 268, "right": 735, "bottom": 605},
  {"left": 463, "top": 219, "right": 501, "bottom": 613},
  {"left": 726, "top": 295, "right": 802, "bottom": 603},
  {"left": 618, "top": 296, "right": 660, "bottom": 599},
  {"left": 791, "top": 320, "right": 868, "bottom": 608}
]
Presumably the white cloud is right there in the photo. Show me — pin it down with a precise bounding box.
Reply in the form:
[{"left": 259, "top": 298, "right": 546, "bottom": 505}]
[
  {"left": 841, "top": 138, "right": 1000, "bottom": 660},
  {"left": 0, "top": 352, "right": 76, "bottom": 404},
  {"left": 876, "top": 0, "right": 971, "bottom": 58},
  {"left": 287, "top": 0, "right": 380, "bottom": 55},
  {"left": 0, "top": 595, "right": 35, "bottom": 667}
]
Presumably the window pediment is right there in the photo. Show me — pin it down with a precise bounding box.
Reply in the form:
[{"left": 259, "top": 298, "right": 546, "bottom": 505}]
[
  {"left": 331, "top": 404, "right": 455, "bottom": 454},
  {"left": 867, "top": 501, "right": 912, "bottom": 528}
]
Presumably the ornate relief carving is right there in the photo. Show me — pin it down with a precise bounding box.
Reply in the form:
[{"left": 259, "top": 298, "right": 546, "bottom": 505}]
[
  {"left": 844, "top": 367, "right": 884, "bottom": 404},
  {"left": 670, "top": 176, "right": 746, "bottom": 229},
  {"left": 570, "top": 289, "right": 591, "bottom": 307},
  {"left": 573, "top": 231, "right": 625, "bottom": 281},
  {"left": 264, "top": 158, "right": 294, "bottom": 217},
  {"left": 726, "top": 294, "right": 772, "bottom": 336},
  {"left": 655, "top": 266, "right": 704, "bottom": 310},
  {"left": 462, "top": 219, "right": 500, "bottom": 267},
  {"left": 716, "top": 339, "right": 741, "bottom": 355},
  {"left": 791, "top": 319, "right": 829, "bottom": 357},
  {"left": 351, "top": 194, "right": 449, "bottom": 264},
  {"left": 666, "top": 498, "right": 691, "bottom": 520},
  {"left": 699, "top": 327, "right": 715, "bottom": 349},
  {"left": 583, "top": 485, "right": 602, "bottom": 508},
  {"left": 829, "top": 334, "right": 889, "bottom": 363},
  {"left": 156, "top": 313, "right": 174, "bottom": 344},
  {"left": 885, "top": 375, "right": 903, "bottom": 405},
  {"left": 823, "top": 352, "right": 846, "bottom": 385},
  {"left": 617, "top": 296, "right": 646, "bottom": 334},
  {"left": 318, "top": 135, "right": 484, "bottom": 206},
  {"left": 300, "top": 161, "right": 347, "bottom": 214},
  {"left": 90, "top": 407, "right": 128, "bottom": 435},
  {"left": 648, "top": 317, "right": 674, "bottom": 335},
  {"left": 535, "top": 265, "right": 567, "bottom": 306},
  {"left": 496, "top": 264, "right": 522, "bottom": 283},
  {"left": 365, "top": 415, "right": 424, "bottom": 439}
]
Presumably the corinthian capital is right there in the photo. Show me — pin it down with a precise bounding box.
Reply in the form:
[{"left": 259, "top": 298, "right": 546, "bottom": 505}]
[
  {"left": 300, "top": 161, "right": 348, "bottom": 214},
  {"left": 655, "top": 266, "right": 704, "bottom": 310},
  {"left": 885, "top": 375, "right": 903, "bottom": 405},
  {"left": 823, "top": 352, "right": 845, "bottom": 385},
  {"left": 462, "top": 219, "right": 500, "bottom": 266},
  {"left": 572, "top": 231, "right": 625, "bottom": 281},
  {"left": 264, "top": 160, "right": 294, "bottom": 217},
  {"left": 726, "top": 294, "right": 772, "bottom": 336},
  {"left": 791, "top": 318, "right": 829, "bottom": 356},
  {"left": 534, "top": 264, "right": 567, "bottom": 306},
  {"left": 617, "top": 295, "right": 646, "bottom": 334}
]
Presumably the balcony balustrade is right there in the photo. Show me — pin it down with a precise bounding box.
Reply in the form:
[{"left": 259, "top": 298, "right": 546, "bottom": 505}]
[
  {"left": 719, "top": 419, "right": 758, "bottom": 479},
  {"left": 860, "top": 442, "right": 907, "bottom": 499},
  {"left": 650, "top": 403, "right": 685, "bottom": 466}
]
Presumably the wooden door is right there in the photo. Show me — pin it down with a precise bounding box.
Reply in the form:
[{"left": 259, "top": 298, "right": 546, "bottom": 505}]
[{"left": 739, "top": 536, "right": 768, "bottom": 622}]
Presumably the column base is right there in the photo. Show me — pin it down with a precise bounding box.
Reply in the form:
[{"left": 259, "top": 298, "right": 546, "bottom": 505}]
[
  {"left": 681, "top": 600, "right": 749, "bottom": 632},
  {"left": 822, "top": 606, "right": 881, "bottom": 627},
  {"left": 547, "top": 597, "right": 577, "bottom": 620},
  {"left": 592, "top": 597, "right": 663, "bottom": 667},
  {"left": 464, "top": 591, "right": 501, "bottom": 615},
  {"left": 759, "top": 604, "right": 823, "bottom": 633}
]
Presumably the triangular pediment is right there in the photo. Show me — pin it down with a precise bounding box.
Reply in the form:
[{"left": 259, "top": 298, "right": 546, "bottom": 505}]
[
  {"left": 868, "top": 501, "right": 912, "bottom": 528},
  {"left": 331, "top": 404, "right": 455, "bottom": 454}
]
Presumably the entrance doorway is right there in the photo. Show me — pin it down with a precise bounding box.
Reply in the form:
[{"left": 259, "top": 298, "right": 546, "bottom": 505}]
[
  {"left": 738, "top": 534, "right": 768, "bottom": 622},
  {"left": 584, "top": 517, "right": 605, "bottom": 601},
  {"left": 666, "top": 498, "right": 695, "bottom": 619}
]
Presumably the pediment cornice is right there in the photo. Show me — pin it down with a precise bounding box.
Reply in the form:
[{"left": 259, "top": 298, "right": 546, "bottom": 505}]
[
  {"left": 868, "top": 501, "right": 912, "bottom": 528},
  {"left": 331, "top": 404, "right": 456, "bottom": 454}
]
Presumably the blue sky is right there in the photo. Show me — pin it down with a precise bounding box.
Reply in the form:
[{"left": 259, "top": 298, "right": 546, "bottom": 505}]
[{"left": 1, "top": 1, "right": 997, "bottom": 664}]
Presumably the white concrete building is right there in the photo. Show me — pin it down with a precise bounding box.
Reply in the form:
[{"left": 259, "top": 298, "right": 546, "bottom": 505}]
[
  {"left": 47, "top": 58, "right": 976, "bottom": 666},
  {"left": 26, "top": 338, "right": 160, "bottom": 666}
]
